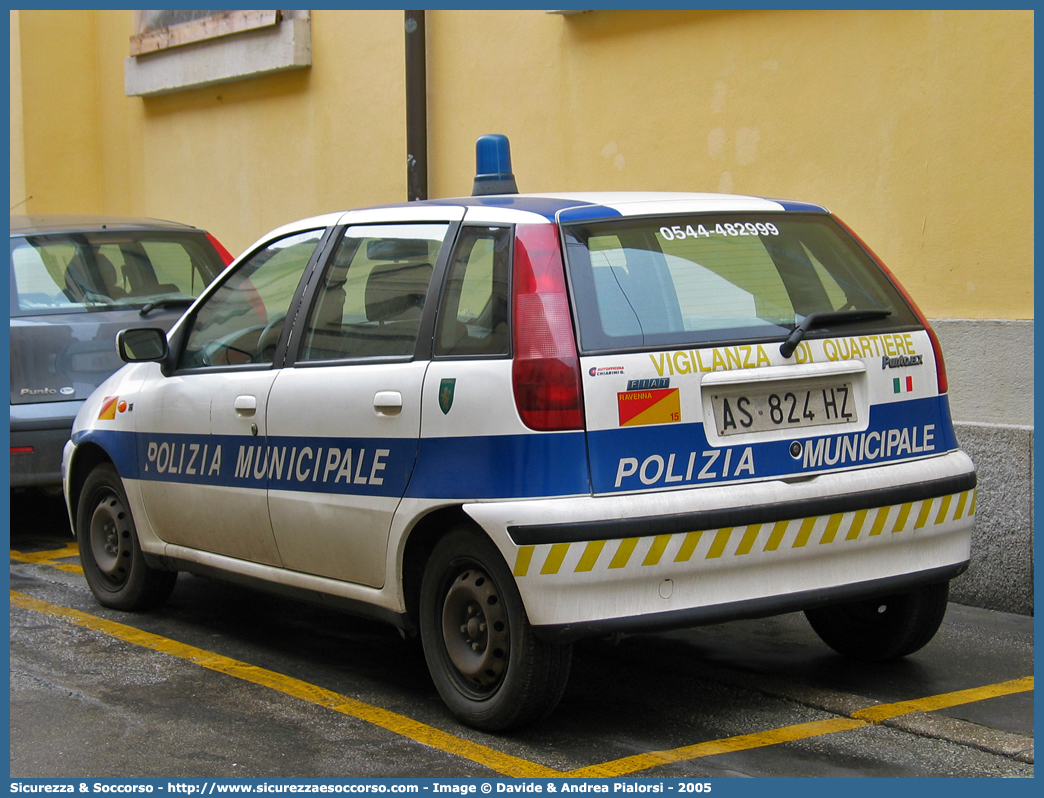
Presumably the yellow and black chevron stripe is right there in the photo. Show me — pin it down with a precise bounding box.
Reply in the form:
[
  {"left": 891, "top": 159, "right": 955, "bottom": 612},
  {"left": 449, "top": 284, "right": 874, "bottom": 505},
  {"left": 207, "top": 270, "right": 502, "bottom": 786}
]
[{"left": 513, "top": 489, "right": 975, "bottom": 578}]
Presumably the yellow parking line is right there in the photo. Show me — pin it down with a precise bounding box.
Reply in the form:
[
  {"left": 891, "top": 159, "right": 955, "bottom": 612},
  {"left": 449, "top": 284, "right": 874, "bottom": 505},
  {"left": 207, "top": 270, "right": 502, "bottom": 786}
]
[
  {"left": 851, "top": 677, "right": 1034, "bottom": 722},
  {"left": 10, "top": 588, "right": 1034, "bottom": 779},
  {"left": 11, "top": 544, "right": 84, "bottom": 574},
  {"left": 567, "top": 717, "right": 869, "bottom": 777},
  {"left": 11, "top": 542, "right": 80, "bottom": 563},
  {"left": 52, "top": 563, "right": 86, "bottom": 574},
  {"left": 568, "top": 677, "right": 1035, "bottom": 778},
  {"left": 9, "top": 591, "right": 558, "bottom": 779}
]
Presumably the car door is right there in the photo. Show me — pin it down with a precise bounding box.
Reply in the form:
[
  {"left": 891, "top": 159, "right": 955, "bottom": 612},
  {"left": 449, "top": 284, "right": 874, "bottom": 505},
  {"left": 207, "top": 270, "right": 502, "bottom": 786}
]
[
  {"left": 265, "top": 210, "right": 461, "bottom": 587},
  {"left": 135, "top": 228, "right": 328, "bottom": 564}
]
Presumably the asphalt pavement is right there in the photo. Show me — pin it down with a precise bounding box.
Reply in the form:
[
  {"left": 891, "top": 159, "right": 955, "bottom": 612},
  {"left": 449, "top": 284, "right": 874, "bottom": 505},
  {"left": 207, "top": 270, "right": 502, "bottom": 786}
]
[{"left": 8, "top": 490, "right": 1034, "bottom": 779}]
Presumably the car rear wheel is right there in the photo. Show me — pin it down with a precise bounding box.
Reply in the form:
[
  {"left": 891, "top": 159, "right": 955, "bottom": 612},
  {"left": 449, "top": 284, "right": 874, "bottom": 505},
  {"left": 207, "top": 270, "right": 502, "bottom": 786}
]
[
  {"left": 804, "top": 581, "right": 950, "bottom": 661},
  {"left": 419, "top": 525, "right": 571, "bottom": 731},
  {"left": 77, "top": 463, "right": 177, "bottom": 611}
]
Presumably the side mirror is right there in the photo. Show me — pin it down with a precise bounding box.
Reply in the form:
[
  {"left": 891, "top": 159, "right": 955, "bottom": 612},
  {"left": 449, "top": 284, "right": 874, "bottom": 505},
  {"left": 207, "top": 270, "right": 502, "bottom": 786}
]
[{"left": 116, "top": 327, "right": 169, "bottom": 363}]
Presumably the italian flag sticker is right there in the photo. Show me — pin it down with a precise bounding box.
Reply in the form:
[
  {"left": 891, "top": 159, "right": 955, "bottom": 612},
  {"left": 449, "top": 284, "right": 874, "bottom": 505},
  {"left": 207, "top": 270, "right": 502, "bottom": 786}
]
[
  {"left": 893, "top": 376, "right": 914, "bottom": 394},
  {"left": 617, "top": 388, "right": 681, "bottom": 426}
]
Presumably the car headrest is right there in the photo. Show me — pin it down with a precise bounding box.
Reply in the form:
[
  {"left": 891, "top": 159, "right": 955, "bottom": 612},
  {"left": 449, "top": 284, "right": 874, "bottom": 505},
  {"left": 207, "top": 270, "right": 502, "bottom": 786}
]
[
  {"left": 366, "top": 238, "right": 429, "bottom": 261},
  {"left": 94, "top": 253, "right": 119, "bottom": 290},
  {"left": 365, "top": 261, "right": 432, "bottom": 322}
]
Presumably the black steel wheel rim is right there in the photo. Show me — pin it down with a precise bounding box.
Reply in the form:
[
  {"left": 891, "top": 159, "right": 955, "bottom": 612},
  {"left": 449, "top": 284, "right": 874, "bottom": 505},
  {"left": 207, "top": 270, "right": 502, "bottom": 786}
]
[
  {"left": 88, "top": 490, "right": 132, "bottom": 589},
  {"left": 439, "top": 563, "right": 510, "bottom": 697}
]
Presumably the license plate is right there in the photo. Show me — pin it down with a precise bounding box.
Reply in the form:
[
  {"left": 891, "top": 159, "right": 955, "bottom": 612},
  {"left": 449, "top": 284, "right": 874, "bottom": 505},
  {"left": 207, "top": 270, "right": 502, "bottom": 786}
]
[{"left": 711, "top": 380, "right": 857, "bottom": 436}]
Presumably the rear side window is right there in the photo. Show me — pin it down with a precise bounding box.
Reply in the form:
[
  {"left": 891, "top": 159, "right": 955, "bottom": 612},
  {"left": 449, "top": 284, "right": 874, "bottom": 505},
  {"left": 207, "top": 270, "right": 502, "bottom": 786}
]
[
  {"left": 299, "top": 223, "right": 448, "bottom": 362},
  {"left": 9, "top": 232, "right": 223, "bottom": 317},
  {"left": 563, "top": 213, "right": 919, "bottom": 352},
  {"left": 434, "top": 226, "right": 511, "bottom": 357}
]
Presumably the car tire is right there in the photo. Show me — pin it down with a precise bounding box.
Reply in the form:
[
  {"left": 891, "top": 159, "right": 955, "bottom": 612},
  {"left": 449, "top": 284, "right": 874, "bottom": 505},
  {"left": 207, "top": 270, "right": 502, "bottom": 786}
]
[
  {"left": 804, "top": 581, "right": 950, "bottom": 662},
  {"left": 77, "top": 462, "right": 177, "bottom": 611},
  {"left": 419, "top": 525, "right": 571, "bottom": 731}
]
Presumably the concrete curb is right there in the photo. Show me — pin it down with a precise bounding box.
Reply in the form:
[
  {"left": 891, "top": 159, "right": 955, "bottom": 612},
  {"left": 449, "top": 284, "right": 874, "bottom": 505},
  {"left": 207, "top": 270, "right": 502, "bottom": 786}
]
[{"left": 949, "top": 423, "right": 1034, "bottom": 616}]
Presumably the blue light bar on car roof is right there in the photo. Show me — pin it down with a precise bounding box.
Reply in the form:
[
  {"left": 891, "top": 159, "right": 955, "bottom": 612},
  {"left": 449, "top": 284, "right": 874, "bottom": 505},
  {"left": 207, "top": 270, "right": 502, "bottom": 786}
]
[{"left": 472, "top": 134, "right": 518, "bottom": 196}]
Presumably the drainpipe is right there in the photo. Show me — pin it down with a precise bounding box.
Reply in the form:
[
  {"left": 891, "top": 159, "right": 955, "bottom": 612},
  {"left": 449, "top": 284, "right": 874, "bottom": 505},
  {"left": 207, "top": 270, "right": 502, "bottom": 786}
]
[{"left": 405, "top": 10, "right": 427, "bottom": 201}]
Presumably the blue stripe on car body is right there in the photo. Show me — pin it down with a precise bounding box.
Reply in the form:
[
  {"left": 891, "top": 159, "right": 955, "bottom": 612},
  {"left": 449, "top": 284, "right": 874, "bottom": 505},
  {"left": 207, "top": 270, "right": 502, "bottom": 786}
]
[{"left": 73, "top": 396, "right": 955, "bottom": 501}]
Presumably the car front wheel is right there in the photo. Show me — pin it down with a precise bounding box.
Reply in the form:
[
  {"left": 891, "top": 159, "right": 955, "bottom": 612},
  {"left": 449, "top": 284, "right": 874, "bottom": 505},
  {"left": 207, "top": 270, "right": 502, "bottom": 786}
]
[
  {"left": 419, "top": 525, "right": 571, "bottom": 731},
  {"left": 804, "top": 581, "right": 950, "bottom": 661},
  {"left": 76, "top": 462, "right": 177, "bottom": 611}
]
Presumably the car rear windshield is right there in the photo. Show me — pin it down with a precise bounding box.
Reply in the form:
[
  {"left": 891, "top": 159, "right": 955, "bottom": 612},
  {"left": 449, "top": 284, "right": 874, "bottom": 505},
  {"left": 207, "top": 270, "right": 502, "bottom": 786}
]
[
  {"left": 562, "top": 213, "right": 920, "bottom": 353},
  {"left": 10, "top": 231, "right": 224, "bottom": 317}
]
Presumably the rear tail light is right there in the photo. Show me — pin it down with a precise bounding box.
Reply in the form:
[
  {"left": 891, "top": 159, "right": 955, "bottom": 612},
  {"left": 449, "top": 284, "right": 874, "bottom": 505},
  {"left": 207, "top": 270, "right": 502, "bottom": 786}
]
[
  {"left": 834, "top": 216, "right": 948, "bottom": 394},
  {"left": 511, "top": 224, "right": 585, "bottom": 431},
  {"left": 10, "top": 446, "right": 33, "bottom": 454},
  {"left": 206, "top": 232, "right": 235, "bottom": 266}
]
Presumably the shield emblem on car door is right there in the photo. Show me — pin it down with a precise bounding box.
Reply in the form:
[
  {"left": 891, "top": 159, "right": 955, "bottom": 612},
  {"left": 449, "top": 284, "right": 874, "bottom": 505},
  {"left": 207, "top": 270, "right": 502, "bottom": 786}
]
[{"left": 439, "top": 378, "right": 456, "bottom": 414}]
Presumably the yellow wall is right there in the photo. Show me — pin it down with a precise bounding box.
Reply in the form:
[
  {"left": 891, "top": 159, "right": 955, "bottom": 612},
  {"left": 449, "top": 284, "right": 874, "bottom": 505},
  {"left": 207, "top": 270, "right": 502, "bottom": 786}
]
[
  {"left": 11, "top": 9, "right": 1033, "bottom": 320},
  {"left": 16, "top": 10, "right": 105, "bottom": 214},
  {"left": 426, "top": 10, "right": 1033, "bottom": 320},
  {"left": 123, "top": 9, "right": 407, "bottom": 252},
  {"left": 10, "top": 11, "right": 26, "bottom": 212}
]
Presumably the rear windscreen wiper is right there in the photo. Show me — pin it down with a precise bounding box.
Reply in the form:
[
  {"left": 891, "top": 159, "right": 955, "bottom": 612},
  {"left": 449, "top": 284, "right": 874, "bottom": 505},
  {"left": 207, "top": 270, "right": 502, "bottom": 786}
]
[
  {"left": 139, "top": 297, "right": 194, "bottom": 317},
  {"left": 780, "top": 309, "right": 892, "bottom": 358}
]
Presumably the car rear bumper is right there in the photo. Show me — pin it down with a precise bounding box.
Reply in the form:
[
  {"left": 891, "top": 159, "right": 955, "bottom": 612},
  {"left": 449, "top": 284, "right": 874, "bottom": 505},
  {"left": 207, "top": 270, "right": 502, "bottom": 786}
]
[
  {"left": 464, "top": 450, "right": 976, "bottom": 637},
  {"left": 10, "top": 402, "right": 82, "bottom": 487},
  {"left": 532, "top": 562, "right": 969, "bottom": 643}
]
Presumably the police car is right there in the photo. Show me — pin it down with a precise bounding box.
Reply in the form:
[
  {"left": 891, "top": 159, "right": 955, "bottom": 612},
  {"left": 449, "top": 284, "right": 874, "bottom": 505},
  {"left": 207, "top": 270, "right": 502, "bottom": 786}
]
[{"left": 63, "top": 136, "right": 976, "bottom": 731}]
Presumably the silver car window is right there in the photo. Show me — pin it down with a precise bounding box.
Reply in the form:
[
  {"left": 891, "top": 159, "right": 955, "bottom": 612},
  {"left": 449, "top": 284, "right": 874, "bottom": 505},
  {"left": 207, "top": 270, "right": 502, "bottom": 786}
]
[
  {"left": 299, "top": 223, "right": 448, "bottom": 362},
  {"left": 178, "top": 229, "right": 324, "bottom": 369},
  {"left": 564, "top": 214, "right": 919, "bottom": 352}
]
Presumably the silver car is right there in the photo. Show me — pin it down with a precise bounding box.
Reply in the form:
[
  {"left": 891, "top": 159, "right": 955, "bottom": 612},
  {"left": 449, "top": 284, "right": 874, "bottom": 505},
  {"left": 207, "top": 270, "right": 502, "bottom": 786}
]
[{"left": 10, "top": 215, "right": 232, "bottom": 489}]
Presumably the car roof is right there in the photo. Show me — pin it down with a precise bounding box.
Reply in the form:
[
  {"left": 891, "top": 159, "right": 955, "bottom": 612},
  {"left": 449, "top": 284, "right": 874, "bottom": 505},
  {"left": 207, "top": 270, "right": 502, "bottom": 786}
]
[
  {"left": 427, "top": 191, "right": 828, "bottom": 214},
  {"left": 9, "top": 214, "right": 201, "bottom": 236},
  {"left": 431, "top": 192, "right": 831, "bottom": 222},
  {"left": 273, "top": 191, "right": 831, "bottom": 234}
]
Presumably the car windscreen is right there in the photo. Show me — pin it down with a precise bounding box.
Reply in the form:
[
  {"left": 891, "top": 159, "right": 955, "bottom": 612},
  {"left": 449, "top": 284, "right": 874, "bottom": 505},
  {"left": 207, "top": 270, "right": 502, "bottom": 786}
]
[
  {"left": 9, "top": 231, "right": 224, "bottom": 317},
  {"left": 562, "top": 213, "right": 920, "bottom": 353}
]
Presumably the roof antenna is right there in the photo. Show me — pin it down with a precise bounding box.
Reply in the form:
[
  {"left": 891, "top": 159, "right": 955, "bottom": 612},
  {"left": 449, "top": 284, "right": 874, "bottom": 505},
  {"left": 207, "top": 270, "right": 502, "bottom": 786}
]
[{"left": 472, "top": 134, "right": 518, "bottom": 196}]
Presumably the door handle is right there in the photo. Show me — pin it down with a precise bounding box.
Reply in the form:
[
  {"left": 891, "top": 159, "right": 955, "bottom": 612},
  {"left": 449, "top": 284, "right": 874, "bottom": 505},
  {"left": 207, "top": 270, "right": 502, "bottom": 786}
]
[
  {"left": 373, "top": 391, "right": 402, "bottom": 416},
  {"left": 234, "top": 395, "right": 257, "bottom": 417}
]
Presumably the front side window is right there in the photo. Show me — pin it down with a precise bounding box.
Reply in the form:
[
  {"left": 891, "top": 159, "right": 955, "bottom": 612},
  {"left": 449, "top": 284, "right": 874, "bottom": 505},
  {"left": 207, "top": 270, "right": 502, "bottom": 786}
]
[
  {"left": 10, "top": 232, "right": 223, "bottom": 317},
  {"left": 564, "top": 214, "right": 919, "bottom": 352},
  {"left": 178, "top": 229, "right": 324, "bottom": 369},
  {"left": 299, "top": 223, "right": 448, "bottom": 362}
]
